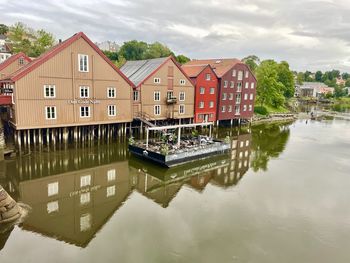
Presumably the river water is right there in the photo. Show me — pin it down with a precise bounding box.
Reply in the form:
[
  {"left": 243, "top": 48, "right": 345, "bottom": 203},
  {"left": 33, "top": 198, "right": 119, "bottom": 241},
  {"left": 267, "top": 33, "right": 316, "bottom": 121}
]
[{"left": 0, "top": 118, "right": 350, "bottom": 263}]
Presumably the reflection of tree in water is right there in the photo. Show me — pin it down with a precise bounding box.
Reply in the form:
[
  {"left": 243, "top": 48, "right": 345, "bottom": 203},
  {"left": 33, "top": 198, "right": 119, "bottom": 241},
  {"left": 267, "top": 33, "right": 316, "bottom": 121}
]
[{"left": 250, "top": 122, "right": 292, "bottom": 172}]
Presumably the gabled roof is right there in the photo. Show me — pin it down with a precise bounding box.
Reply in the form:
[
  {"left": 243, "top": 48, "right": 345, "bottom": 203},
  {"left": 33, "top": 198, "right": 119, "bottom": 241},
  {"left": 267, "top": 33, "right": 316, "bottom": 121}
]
[
  {"left": 181, "top": 64, "right": 217, "bottom": 78},
  {"left": 0, "top": 32, "right": 134, "bottom": 87},
  {"left": 120, "top": 56, "right": 194, "bottom": 87},
  {"left": 184, "top": 58, "right": 242, "bottom": 78},
  {"left": 0, "top": 52, "right": 31, "bottom": 72},
  {"left": 120, "top": 57, "right": 168, "bottom": 87}
]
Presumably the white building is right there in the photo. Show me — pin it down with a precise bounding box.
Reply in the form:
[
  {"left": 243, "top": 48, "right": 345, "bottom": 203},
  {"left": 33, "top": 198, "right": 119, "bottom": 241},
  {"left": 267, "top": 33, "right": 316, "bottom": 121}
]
[
  {"left": 95, "top": 41, "right": 120, "bottom": 52},
  {"left": 0, "top": 34, "right": 11, "bottom": 63},
  {"left": 295, "top": 82, "right": 334, "bottom": 98}
]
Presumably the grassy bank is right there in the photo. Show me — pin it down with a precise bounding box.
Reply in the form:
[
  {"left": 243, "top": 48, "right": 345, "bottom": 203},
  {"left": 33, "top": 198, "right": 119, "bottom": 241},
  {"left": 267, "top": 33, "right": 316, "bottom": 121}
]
[
  {"left": 254, "top": 104, "right": 290, "bottom": 116},
  {"left": 332, "top": 97, "right": 350, "bottom": 112}
]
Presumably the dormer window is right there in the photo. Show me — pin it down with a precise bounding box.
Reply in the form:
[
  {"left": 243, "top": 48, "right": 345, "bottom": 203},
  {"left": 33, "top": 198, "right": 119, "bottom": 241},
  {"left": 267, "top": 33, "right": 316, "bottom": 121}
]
[{"left": 78, "top": 54, "right": 89, "bottom": 72}]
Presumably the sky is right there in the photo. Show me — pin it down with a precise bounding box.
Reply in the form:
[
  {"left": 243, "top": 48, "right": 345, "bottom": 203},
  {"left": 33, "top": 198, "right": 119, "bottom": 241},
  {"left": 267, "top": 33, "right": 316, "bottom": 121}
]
[{"left": 1, "top": 0, "right": 350, "bottom": 72}]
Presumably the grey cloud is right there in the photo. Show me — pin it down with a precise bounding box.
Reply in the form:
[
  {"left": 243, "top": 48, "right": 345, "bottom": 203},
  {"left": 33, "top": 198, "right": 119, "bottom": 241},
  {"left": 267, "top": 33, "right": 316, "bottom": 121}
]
[{"left": 1, "top": 0, "right": 350, "bottom": 71}]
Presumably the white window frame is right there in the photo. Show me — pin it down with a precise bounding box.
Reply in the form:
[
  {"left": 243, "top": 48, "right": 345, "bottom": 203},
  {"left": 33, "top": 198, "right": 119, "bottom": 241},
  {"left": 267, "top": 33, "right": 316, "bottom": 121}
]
[
  {"left": 107, "top": 87, "right": 116, "bottom": 98},
  {"left": 154, "top": 77, "right": 161, "bottom": 84},
  {"left": 244, "top": 94, "right": 248, "bottom": 100},
  {"left": 243, "top": 105, "right": 247, "bottom": 111},
  {"left": 80, "top": 86, "right": 89, "bottom": 98},
  {"left": 251, "top": 82, "right": 255, "bottom": 89},
  {"left": 200, "top": 87, "right": 205, "bottom": 94},
  {"left": 205, "top": 73, "right": 211, "bottom": 80},
  {"left": 232, "top": 70, "right": 237, "bottom": 77},
  {"left": 249, "top": 105, "right": 253, "bottom": 111},
  {"left": 235, "top": 105, "right": 240, "bottom": 115},
  {"left": 45, "top": 106, "right": 56, "bottom": 120},
  {"left": 133, "top": 90, "right": 139, "bottom": 101},
  {"left": 180, "top": 79, "right": 186, "bottom": 85},
  {"left": 209, "top": 101, "right": 214, "bottom": 108},
  {"left": 222, "top": 93, "right": 227, "bottom": 100},
  {"left": 250, "top": 93, "right": 254, "bottom": 100},
  {"left": 78, "top": 54, "right": 89, "bottom": 72},
  {"left": 107, "top": 169, "right": 116, "bottom": 181},
  {"left": 107, "top": 185, "right": 116, "bottom": 197},
  {"left": 221, "top": 106, "right": 226, "bottom": 112},
  {"left": 238, "top": 71, "right": 243, "bottom": 81},
  {"left": 245, "top": 71, "right": 249, "bottom": 78},
  {"left": 229, "top": 93, "right": 233, "bottom": 100},
  {"left": 154, "top": 105, "right": 161, "bottom": 115},
  {"left": 80, "top": 192, "right": 90, "bottom": 205},
  {"left": 237, "top": 83, "right": 242, "bottom": 92},
  {"left": 48, "top": 182, "right": 59, "bottom": 197},
  {"left": 224, "top": 80, "right": 228, "bottom": 88},
  {"left": 245, "top": 82, "right": 249, "bottom": 89},
  {"left": 80, "top": 175, "right": 91, "bottom": 188},
  {"left": 44, "top": 85, "right": 56, "bottom": 98},
  {"left": 230, "top": 81, "right": 234, "bottom": 88},
  {"left": 199, "top": 101, "right": 204, "bottom": 108},
  {"left": 154, "top": 91, "right": 160, "bottom": 101},
  {"left": 80, "top": 106, "right": 90, "bottom": 118},
  {"left": 210, "top": 87, "right": 215, "bottom": 94},
  {"left": 108, "top": 105, "right": 116, "bottom": 116},
  {"left": 179, "top": 104, "right": 185, "bottom": 114},
  {"left": 179, "top": 91, "right": 185, "bottom": 101},
  {"left": 228, "top": 105, "right": 232, "bottom": 112}
]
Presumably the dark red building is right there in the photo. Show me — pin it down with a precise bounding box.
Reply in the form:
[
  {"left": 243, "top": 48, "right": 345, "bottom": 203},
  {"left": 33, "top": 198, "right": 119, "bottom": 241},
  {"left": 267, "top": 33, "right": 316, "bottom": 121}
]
[
  {"left": 184, "top": 59, "right": 257, "bottom": 123},
  {"left": 181, "top": 64, "right": 218, "bottom": 123}
]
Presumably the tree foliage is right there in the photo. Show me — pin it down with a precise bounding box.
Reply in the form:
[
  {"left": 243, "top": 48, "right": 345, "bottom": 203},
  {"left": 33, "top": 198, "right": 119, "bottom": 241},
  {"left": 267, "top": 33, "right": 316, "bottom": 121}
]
[
  {"left": 0, "top": 24, "right": 9, "bottom": 35},
  {"left": 242, "top": 55, "right": 260, "bottom": 73}
]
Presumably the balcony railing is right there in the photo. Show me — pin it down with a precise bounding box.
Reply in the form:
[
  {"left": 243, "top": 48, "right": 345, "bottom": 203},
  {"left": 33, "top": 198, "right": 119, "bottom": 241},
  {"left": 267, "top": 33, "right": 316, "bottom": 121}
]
[{"left": 166, "top": 97, "right": 177, "bottom": 104}]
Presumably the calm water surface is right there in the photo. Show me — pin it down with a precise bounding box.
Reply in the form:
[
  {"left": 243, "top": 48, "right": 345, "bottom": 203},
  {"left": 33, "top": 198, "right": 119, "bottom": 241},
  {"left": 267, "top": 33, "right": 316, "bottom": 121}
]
[{"left": 0, "top": 119, "right": 350, "bottom": 263}]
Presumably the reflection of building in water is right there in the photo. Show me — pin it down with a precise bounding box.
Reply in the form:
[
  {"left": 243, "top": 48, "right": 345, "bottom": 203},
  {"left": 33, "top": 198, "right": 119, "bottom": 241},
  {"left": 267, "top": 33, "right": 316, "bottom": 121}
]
[
  {"left": 19, "top": 160, "right": 131, "bottom": 247},
  {"left": 132, "top": 132, "right": 252, "bottom": 207},
  {"left": 0, "top": 132, "right": 252, "bottom": 247}
]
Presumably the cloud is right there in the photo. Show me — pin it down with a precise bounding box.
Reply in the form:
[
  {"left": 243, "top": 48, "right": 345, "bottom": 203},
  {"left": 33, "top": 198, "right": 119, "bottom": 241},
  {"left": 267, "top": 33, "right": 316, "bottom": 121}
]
[{"left": 1, "top": 0, "right": 350, "bottom": 72}]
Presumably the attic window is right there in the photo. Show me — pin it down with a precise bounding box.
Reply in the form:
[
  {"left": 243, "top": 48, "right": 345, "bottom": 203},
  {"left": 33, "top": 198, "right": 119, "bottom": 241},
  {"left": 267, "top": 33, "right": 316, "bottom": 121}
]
[
  {"left": 154, "top": 78, "right": 161, "bottom": 84},
  {"left": 78, "top": 54, "right": 89, "bottom": 72},
  {"left": 19, "top": 57, "right": 25, "bottom": 65}
]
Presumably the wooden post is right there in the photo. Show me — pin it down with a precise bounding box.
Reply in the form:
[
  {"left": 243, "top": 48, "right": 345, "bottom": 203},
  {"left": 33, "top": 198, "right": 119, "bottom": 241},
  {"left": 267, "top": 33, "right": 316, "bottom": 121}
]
[
  {"left": 46, "top": 128, "right": 50, "bottom": 147},
  {"left": 146, "top": 127, "right": 149, "bottom": 149},
  {"left": 177, "top": 127, "right": 181, "bottom": 147}
]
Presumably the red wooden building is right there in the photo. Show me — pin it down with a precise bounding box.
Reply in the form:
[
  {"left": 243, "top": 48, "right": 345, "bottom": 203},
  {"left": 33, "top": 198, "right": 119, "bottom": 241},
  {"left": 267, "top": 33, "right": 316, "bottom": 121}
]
[
  {"left": 184, "top": 59, "right": 257, "bottom": 123},
  {"left": 182, "top": 64, "right": 218, "bottom": 123}
]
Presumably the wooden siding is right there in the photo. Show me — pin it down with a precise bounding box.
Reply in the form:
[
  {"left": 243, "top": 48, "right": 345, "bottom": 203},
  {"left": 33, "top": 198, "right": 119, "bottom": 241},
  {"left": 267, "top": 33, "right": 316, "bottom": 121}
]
[
  {"left": 0, "top": 58, "right": 30, "bottom": 79},
  {"left": 11, "top": 37, "right": 133, "bottom": 130},
  {"left": 139, "top": 59, "right": 194, "bottom": 120}
]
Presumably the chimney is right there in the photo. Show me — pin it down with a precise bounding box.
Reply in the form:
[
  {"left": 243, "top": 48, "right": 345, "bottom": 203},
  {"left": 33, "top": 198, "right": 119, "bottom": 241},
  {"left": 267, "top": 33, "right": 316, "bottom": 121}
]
[{"left": 59, "top": 39, "right": 62, "bottom": 43}]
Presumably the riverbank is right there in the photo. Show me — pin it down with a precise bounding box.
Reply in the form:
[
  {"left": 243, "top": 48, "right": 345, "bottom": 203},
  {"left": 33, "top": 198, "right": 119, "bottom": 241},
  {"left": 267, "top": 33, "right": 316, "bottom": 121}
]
[{"left": 252, "top": 113, "right": 297, "bottom": 125}]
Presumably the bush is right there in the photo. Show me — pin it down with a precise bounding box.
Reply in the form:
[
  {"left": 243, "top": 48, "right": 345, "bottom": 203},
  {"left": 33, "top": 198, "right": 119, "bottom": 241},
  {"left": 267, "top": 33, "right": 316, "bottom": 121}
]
[{"left": 254, "top": 106, "right": 268, "bottom": 115}]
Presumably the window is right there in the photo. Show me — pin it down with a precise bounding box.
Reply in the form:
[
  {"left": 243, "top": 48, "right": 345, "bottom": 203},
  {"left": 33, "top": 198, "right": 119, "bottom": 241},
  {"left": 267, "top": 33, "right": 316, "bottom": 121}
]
[
  {"left": 238, "top": 71, "right": 243, "bottom": 80},
  {"left": 154, "top": 105, "right": 161, "bottom": 115},
  {"left": 47, "top": 201, "right": 59, "bottom": 214},
  {"left": 221, "top": 106, "right": 226, "bottom": 112},
  {"left": 179, "top": 91, "right": 185, "bottom": 101},
  {"left": 209, "top": 101, "right": 214, "bottom": 108},
  {"left": 224, "top": 81, "right": 228, "bottom": 88},
  {"left": 107, "top": 87, "right": 116, "bottom": 98},
  {"left": 44, "top": 85, "right": 55, "bottom": 98},
  {"left": 80, "top": 213, "right": 91, "bottom": 232},
  {"left": 199, "top": 101, "right": 204, "bottom": 108},
  {"left": 80, "top": 106, "right": 90, "bottom": 118},
  {"left": 235, "top": 105, "right": 240, "bottom": 115},
  {"left": 19, "top": 57, "right": 25, "bottom": 65},
  {"left": 222, "top": 93, "right": 227, "bottom": 100},
  {"left": 78, "top": 54, "right": 88, "bottom": 72},
  {"left": 243, "top": 105, "right": 247, "bottom": 111},
  {"left": 154, "top": 91, "right": 160, "bottom": 101},
  {"left": 206, "top": 74, "right": 211, "bottom": 80},
  {"left": 232, "top": 70, "right": 237, "bottom": 77},
  {"left": 251, "top": 82, "right": 255, "bottom": 89},
  {"left": 237, "top": 83, "right": 242, "bottom": 92},
  {"left": 210, "top": 113, "right": 214, "bottom": 118},
  {"left": 107, "top": 169, "right": 116, "bottom": 181},
  {"left": 250, "top": 93, "right": 254, "bottom": 100},
  {"left": 45, "top": 106, "right": 56, "bottom": 120},
  {"left": 198, "top": 114, "right": 203, "bottom": 120},
  {"left": 108, "top": 105, "right": 116, "bottom": 116},
  {"left": 48, "top": 182, "right": 59, "bottom": 197},
  {"left": 200, "top": 87, "right": 205, "bottom": 94},
  {"left": 244, "top": 94, "right": 248, "bottom": 100},
  {"left": 230, "top": 81, "right": 234, "bottom": 88},
  {"left": 245, "top": 82, "right": 249, "bottom": 89},
  {"left": 245, "top": 71, "right": 249, "bottom": 78},
  {"left": 179, "top": 104, "right": 185, "bottom": 114},
  {"left": 80, "top": 175, "right": 91, "bottom": 188},
  {"left": 167, "top": 91, "right": 174, "bottom": 100},
  {"left": 80, "top": 86, "right": 89, "bottom": 98},
  {"left": 154, "top": 77, "right": 161, "bottom": 84},
  {"left": 229, "top": 93, "right": 233, "bottom": 100},
  {"left": 107, "top": 185, "right": 116, "bottom": 197},
  {"left": 236, "top": 93, "right": 241, "bottom": 104},
  {"left": 210, "top": 87, "right": 215, "bottom": 94},
  {"left": 249, "top": 105, "right": 253, "bottom": 111},
  {"left": 180, "top": 79, "right": 186, "bottom": 85},
  {"left": 80, "top": 192, "right": 90, "bottom": 205},
  {"left": 228, "top": 105, "right": 232, "bottom": 112},
  {"left": 133, "top": 90, "right": 139, "bottom": 101}
]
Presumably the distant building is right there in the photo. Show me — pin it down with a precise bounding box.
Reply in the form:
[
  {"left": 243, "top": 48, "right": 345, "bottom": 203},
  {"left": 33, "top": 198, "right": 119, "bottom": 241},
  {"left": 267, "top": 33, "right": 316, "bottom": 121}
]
[
  {"left": 295, "top": 82, "right": 334, "bottom": 98},
  {"left": 95, "top": 41, "right": 120, "bottom": 52},
  {"left": 0, "top": 34, "right": 12, "bottom": 63},
  {"left": 336, "top": 77, "right": 346, "bottom": 86}
]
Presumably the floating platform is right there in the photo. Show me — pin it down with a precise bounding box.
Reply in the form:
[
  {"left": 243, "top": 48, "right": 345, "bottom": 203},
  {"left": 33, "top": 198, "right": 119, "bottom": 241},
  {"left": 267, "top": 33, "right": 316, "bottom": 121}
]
[{"left": 129, "top": 139, "right": 230, "bottom": 167}]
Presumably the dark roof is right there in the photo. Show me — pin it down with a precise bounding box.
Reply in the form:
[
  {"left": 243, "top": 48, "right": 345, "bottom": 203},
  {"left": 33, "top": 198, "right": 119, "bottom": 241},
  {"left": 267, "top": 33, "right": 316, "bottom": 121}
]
[
  {"left": 0, "top": 32, "right": 134, "bottom": 87},
  {"left": 120, "top": 57, "right": 168, "bottom": 86}
]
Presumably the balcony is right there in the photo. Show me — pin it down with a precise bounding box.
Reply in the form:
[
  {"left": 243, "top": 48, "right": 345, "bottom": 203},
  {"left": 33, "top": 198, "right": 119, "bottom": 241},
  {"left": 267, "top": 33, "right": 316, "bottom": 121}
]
[{"left": 166, "top": 97, "right": 177, "bottom": 104}]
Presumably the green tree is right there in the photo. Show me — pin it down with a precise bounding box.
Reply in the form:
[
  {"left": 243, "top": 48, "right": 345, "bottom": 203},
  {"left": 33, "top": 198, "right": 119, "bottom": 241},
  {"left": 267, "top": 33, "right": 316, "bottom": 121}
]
[
  {"left": 242, "top": 55, "right": 260, "bottom": 73},
  {"left": 256, "top": 60, "right": 285, "bottom": 108},
  {"left": 341, "top": 72, "right": 350, "bottom": 80},
  {"left": 315, "top": 71, "right": 323, "bottom": 82},
  {"left": 277, "top": 61, "right": 295, "bottom": 98},
  {"left": 144, "top": 42, "right": 173, "bottom": 59},
  {"left": 118, "top": 40, "right": 148, "bottom": 60},
  {"left": 345, "top": 79, "right": 350, "bottom": 87},
  {"left": 103, "top": 50, "right": 119, "bottom": 61},
  {"left": 0, "top": 24, "right": 9, "bottom": 35},
  {"left": 176, "top": 54, "right": 190, "bottom": 64},
  {"left": 296, "top": 72, "right": 304, "bottom": 85},
  {"left": 30, "top": 29, "right": 55, "bottom": 57}
]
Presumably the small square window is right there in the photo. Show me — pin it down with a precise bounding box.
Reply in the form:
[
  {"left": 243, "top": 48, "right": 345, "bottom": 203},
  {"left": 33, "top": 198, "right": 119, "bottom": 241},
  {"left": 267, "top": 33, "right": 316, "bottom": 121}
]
[
  {"left": 44, "top": 85, "right": 55, "bottom": 98},
  {"left": 107, "top": 87, "right": 116, "bottom": 98},
  {"left": 107, "top": 169, "right": 116, "bottom": 181},
  {"left": 80, "top": 175, "right": 91, "bottom": 188},
  {"left": 154, "top": 78, "right": 161, "bottom": 84},
  {"left": 48, "top": 182, "right": 59, "bottom": 197},
  {"left": 80, "top": 106, "right": 90, "bottom": 118},
  {"left": 45, "top": 106, "right": 56, "bottom": 120},
  {"left": 107, "top": 185, "right": 116, "bottom": 197},
  {"left": 180, "top": 79, "right": 186, "bottom": 85},
  {"left": 206, "top": 74, "right": 211, "bottom": 80}
]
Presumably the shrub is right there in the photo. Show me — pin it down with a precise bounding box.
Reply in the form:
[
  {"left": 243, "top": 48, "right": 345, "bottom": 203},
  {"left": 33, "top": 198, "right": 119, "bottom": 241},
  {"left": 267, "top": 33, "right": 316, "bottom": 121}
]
[{"left": 254, "top": 106, "right": 268, "bottom": 115}]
